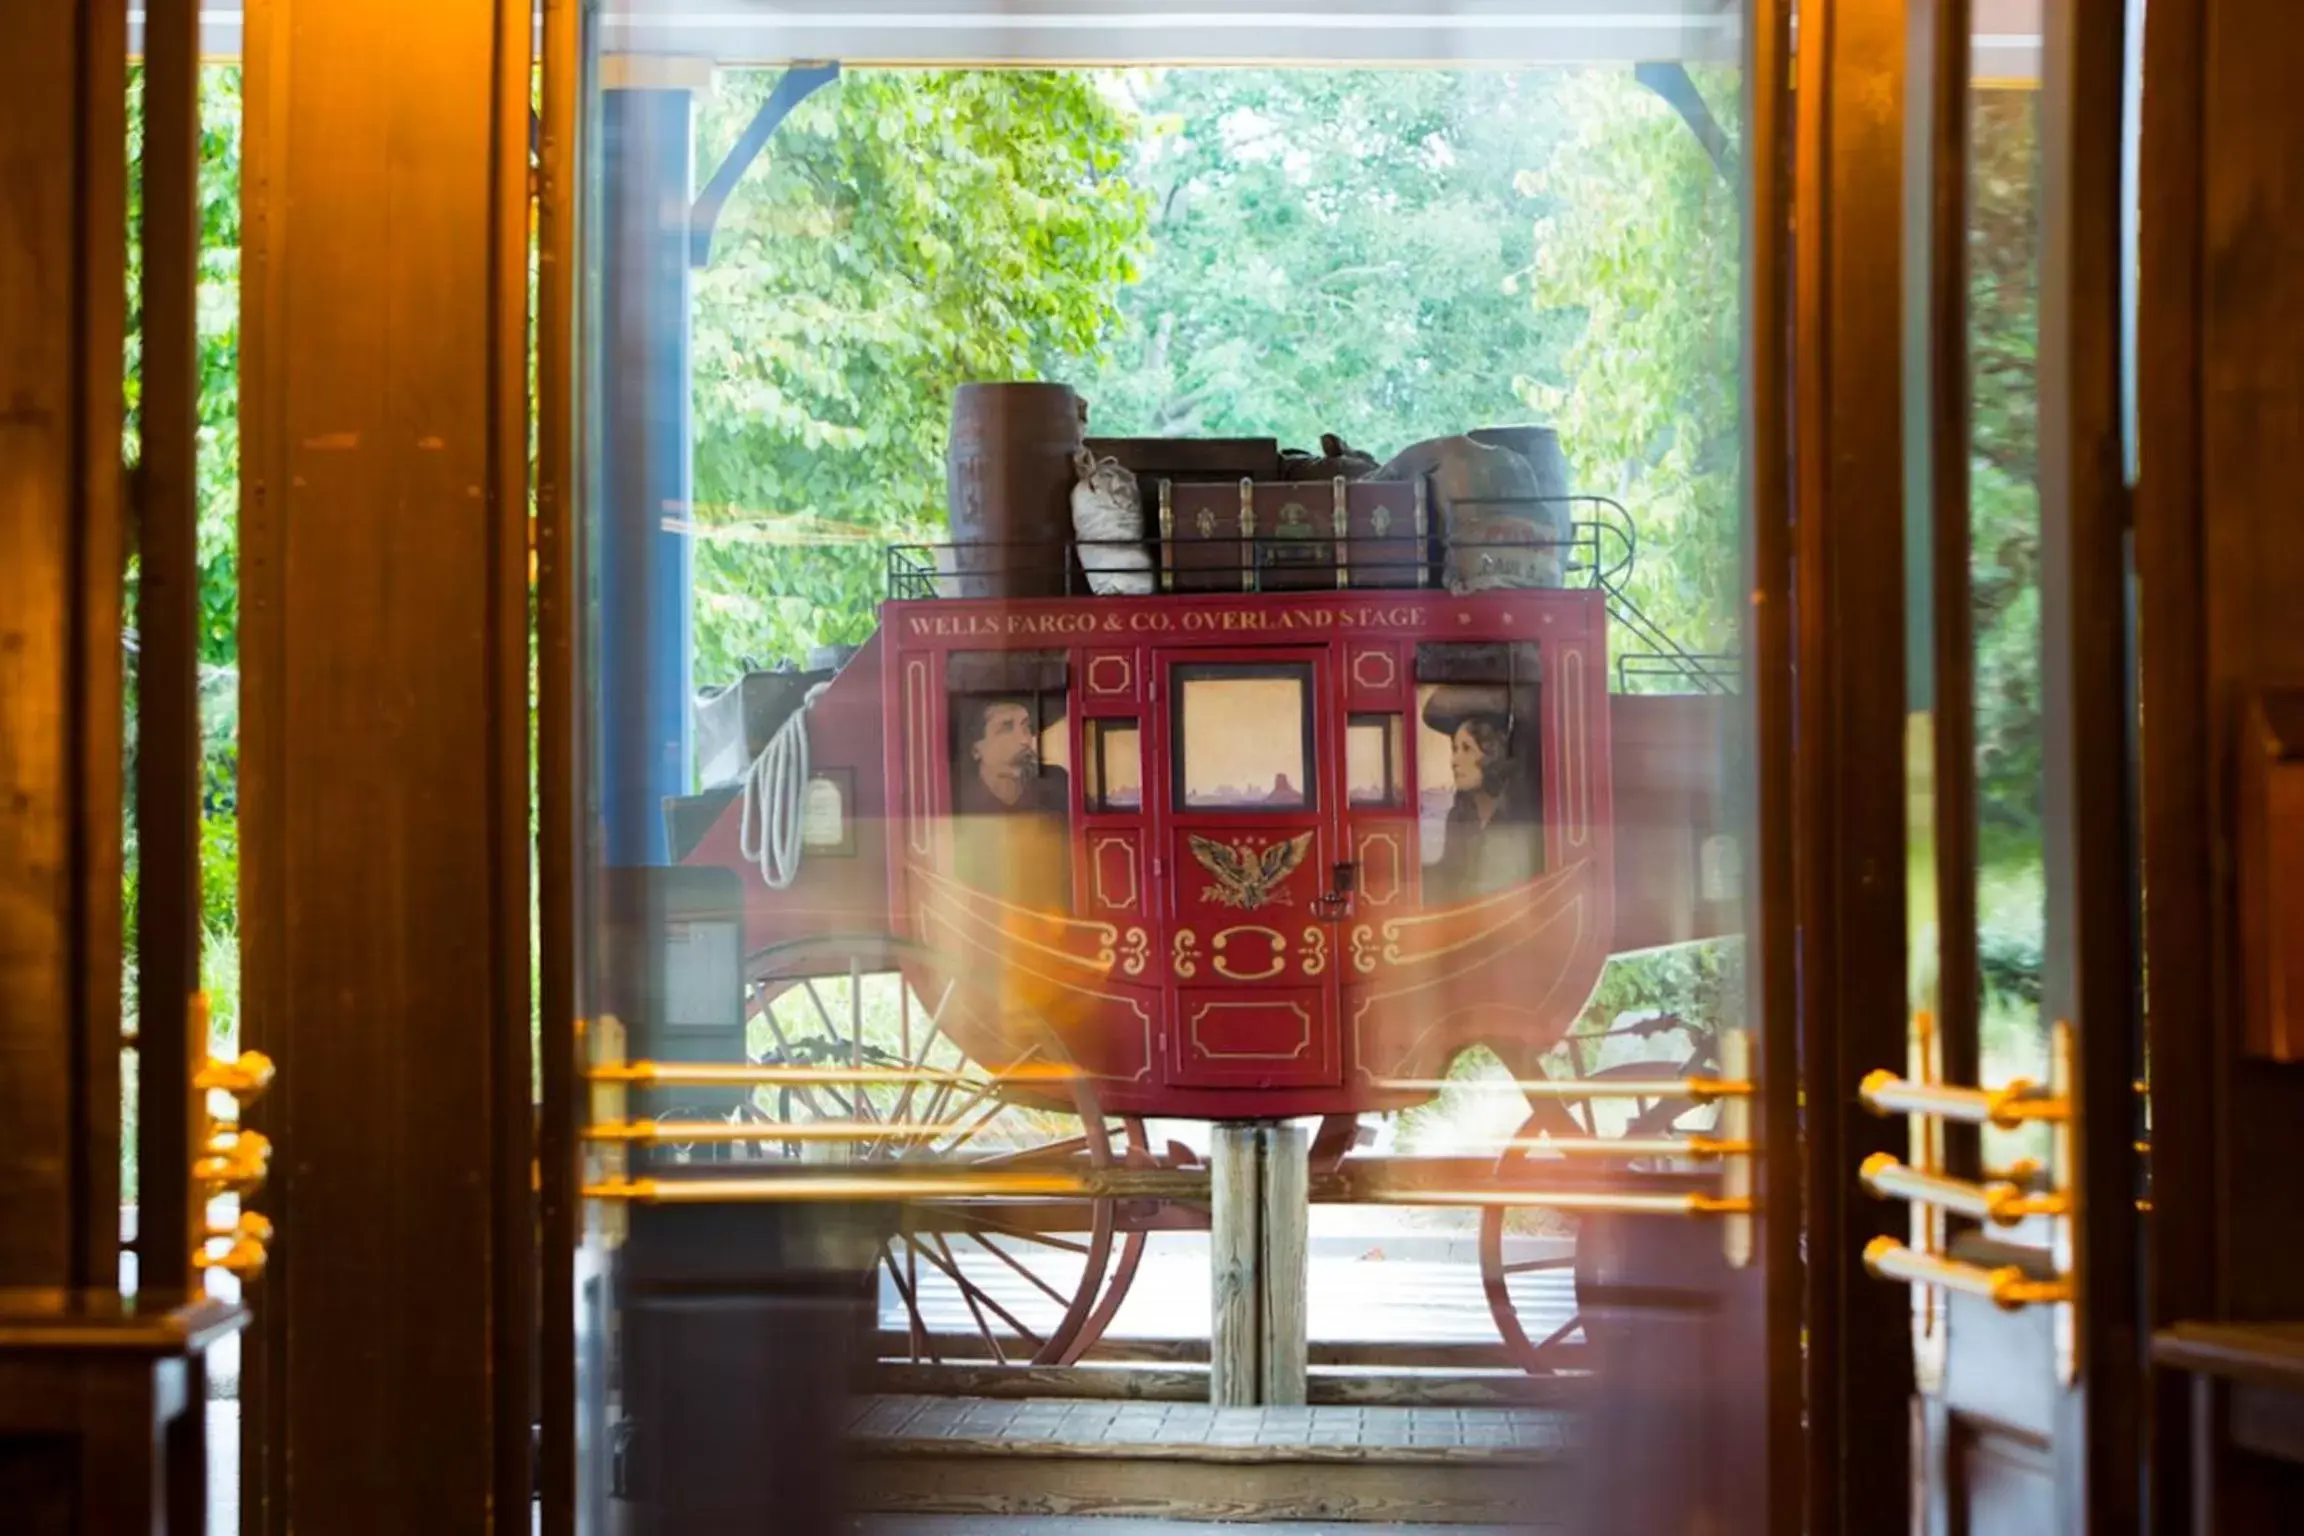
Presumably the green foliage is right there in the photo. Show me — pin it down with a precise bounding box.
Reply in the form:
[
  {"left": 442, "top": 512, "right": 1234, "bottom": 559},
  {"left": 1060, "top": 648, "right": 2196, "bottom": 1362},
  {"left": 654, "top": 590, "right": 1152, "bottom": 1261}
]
[
  {"left": 1073, "top": 69, "right": 1574, "bottom": 453},
  {"left": 125, "top": 66, "right": 245, "bottom": 676},
  {"left": 1516, "top": 67, "right": 1744, "bottom": 658},
  {"left": 1967, "top": 92, "right": 2045, "bottom": 871},
  {"left": 689, "top": 69, "right": 1151, "bottom": 681}
]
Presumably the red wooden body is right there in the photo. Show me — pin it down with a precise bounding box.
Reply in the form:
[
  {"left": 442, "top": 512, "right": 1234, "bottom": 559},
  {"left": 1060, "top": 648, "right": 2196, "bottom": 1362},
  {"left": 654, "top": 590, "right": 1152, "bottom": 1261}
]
[{"left": 683, "top": 587, "right": 1732, "bottom": 1120}]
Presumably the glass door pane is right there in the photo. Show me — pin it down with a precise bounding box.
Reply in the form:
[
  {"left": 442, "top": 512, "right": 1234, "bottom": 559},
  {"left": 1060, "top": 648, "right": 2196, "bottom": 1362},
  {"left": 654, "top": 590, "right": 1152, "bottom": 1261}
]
[{"left": 554, "top": 6, "right": 1787, "bottom": 1532}]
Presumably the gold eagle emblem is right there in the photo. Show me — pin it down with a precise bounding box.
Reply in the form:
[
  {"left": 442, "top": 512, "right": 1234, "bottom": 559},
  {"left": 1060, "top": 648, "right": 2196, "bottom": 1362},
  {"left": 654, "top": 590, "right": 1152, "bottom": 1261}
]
[{"left": 1189, "top": 832, "right": 1314, "bottom": 912}]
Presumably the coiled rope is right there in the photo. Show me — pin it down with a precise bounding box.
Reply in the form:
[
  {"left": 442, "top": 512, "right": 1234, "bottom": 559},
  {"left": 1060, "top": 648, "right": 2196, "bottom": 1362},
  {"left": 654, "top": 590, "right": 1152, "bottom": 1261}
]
[{"left": 737, "top": 682, "right": 831, "bottom": 890}]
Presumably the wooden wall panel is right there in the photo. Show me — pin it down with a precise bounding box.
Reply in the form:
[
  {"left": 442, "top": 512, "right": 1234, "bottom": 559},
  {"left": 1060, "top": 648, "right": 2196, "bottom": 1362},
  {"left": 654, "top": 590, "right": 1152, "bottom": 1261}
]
[
  {"left": 2142, "top": 0, "right": 2304, "bottom": 1528},
  {"left": 0, "top": 0, "right": 129, "bottom": 1293},
  {"left": 2197, "top": 0, "right": 2304, "bottom": 1323},
  {"left": 238, "top": 0, "right": 532, "bottom": 1529}
]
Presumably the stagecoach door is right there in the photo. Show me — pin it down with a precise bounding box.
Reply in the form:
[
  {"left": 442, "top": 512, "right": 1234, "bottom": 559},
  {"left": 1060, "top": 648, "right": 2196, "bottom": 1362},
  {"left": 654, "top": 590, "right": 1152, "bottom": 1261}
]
[{"left": 1152, "top": 648, "right": 1345, "bottom": 1089}]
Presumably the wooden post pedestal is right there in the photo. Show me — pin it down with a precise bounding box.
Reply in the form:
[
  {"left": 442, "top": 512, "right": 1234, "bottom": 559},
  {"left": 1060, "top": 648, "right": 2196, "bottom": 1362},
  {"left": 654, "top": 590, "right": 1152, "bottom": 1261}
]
[{"left": 1208, "top": 1122, "right": 1310, "bottom": 1406}]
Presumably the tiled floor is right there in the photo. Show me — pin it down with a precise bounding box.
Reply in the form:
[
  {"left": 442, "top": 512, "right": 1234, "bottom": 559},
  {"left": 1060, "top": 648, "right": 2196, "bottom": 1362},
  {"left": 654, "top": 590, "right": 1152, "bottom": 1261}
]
[{"left": 850, "top": 1395, "right": 1570, "bottom": 1462}]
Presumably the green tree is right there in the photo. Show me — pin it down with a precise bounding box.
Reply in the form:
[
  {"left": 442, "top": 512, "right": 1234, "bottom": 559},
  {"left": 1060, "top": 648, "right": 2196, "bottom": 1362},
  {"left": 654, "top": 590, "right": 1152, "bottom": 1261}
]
[
  {"left": 689, "top": 69, "right": 1151, "bottom": 681},
  {"left": 1967, "top": 91, "right": 2044, "bottom": 872},
  {"left": 1074, "top": 68, "right": 1575, "bottom": 455},
  {"left": 1516, "top": 67, "right": 1745, "bottom": 658},
  {"left": 123, "top": 65, "right": 247, "bottom": 954}
]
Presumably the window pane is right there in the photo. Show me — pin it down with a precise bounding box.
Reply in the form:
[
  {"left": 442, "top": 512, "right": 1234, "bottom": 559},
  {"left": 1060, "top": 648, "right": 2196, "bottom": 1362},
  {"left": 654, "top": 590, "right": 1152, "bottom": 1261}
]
[
  {"left": 1174, "top": 665, "right": 1312, "bottom": 811},
  {"left": 1086, "top": 720, "right": 1142, "bottom": 813},
  {"left": 1347, "top": 713, "right": 1404, "bottom": 808}
]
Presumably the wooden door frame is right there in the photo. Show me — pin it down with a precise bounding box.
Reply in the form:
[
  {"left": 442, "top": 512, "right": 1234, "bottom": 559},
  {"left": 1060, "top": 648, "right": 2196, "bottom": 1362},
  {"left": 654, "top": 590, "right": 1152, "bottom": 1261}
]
[
  {"left": 2035, "top": 0, "right": 2146, "bottom": 1526},
  {"left": 2131, "top": 0, "right": 2215, "bottom": 1528},
  {"left": 1790, "top": 0, "right": 1926, "bottom": 1527},
  {"left": 235, "top": 0, "right": 539, "bottom": 1528}
]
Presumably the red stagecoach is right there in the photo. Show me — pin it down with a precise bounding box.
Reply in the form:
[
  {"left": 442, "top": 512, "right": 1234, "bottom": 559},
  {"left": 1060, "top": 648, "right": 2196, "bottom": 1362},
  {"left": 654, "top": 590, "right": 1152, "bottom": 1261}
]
[{"left": 663, "top": 483, "right": 1741, "bottom": 1374}]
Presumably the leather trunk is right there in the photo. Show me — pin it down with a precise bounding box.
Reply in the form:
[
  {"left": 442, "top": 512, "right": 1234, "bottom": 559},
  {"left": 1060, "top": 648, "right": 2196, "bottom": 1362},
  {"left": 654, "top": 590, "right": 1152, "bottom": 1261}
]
[{"left": 1155, "top": 477, "right": 1431, "bottom": 593}]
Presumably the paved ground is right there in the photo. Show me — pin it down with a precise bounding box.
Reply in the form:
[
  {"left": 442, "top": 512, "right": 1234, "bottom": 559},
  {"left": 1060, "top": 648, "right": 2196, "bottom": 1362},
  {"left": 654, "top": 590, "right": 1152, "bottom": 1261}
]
[
  {"left": 204, "top": 1210, "right": 1576, "bottom": 1532},
  {"left": 848, "top": 1520, "right": 1545, "bottom": 1534},
  {"left": 852, "top": 1395, "right": 1570, "bottom": 1458},
  {"left": 886, "top": 1217, "right": 1576, "bottom": 1348}
]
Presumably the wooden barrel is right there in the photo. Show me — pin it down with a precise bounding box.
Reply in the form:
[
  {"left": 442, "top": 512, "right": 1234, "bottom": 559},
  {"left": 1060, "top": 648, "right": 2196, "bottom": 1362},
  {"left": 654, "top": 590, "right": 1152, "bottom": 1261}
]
[
  {"left": 1470, "top": 423, "right": 1574, "bottom": 501},
  {"left": 946, "top": 382, "right": 1085, "bottom": 599}
]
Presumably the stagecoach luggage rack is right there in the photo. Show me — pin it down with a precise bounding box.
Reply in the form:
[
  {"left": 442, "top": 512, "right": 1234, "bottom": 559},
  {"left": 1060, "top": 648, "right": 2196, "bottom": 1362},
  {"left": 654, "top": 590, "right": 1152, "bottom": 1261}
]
[{"left": 885, "top": 507, "right": 1620, "bottom": 602}]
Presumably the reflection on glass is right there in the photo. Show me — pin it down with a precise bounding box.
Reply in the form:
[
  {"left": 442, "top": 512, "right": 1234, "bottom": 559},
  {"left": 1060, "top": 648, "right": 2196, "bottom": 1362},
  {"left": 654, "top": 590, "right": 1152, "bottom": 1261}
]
[
  {"left": 1085, "top": 720, "right": 1142, "bottom": 813},
  {"left": 1174, "top": 665, "right": 1311, "bottom": 810},
  {"left": 1346, "top": 713, "right": 1404, "bottom": 808},
  {"left": 581, "top": 24, "right": 1761, "bottom": 1521}
]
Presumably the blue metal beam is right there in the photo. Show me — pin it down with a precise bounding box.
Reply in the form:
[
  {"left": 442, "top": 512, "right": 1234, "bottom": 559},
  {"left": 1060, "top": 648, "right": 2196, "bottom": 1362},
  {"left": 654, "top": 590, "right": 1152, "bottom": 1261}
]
[{"left": 600, "top": 86, "right": 698, "bottom": 867}]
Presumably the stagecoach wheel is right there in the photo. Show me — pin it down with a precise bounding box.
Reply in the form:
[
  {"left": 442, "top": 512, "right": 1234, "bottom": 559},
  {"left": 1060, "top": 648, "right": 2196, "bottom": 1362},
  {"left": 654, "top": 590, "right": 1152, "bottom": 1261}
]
[
  {"left": 1476, "top": 1054, "right": 1722, "bottom": 1375},
  {"left": 740, "top": 935, "right": 1145, "bottom": 1368}
]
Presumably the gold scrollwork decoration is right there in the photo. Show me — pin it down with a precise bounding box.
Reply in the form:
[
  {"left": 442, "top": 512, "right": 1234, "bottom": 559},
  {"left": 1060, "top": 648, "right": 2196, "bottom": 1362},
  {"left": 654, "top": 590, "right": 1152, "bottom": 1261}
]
[
  {"left": 1173, "top": 929, "right": 1201, "bottom": 979},
  {"left": 1351, "top": 925, "right": 1379, "bottom": 974},
  {"left": 1121, "top": 927, "right": 1151, "bottom": 977},
  {"left": 1212, "top": 926, "right": 1289, "bottom": 982},
  {"left": 1301, "top": 925, "right": 1328, "bottom": 977}
]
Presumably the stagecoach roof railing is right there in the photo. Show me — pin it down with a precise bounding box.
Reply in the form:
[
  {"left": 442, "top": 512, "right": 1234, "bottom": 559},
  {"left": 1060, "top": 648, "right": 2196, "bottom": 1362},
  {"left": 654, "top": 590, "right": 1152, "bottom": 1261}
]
[{"left": 887, "top": 491, "right": 1737, "bottom": 698}]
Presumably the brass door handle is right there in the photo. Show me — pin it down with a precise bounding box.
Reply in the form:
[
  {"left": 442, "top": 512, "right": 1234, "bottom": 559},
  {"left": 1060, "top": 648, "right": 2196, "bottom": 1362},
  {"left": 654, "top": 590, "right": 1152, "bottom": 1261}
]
[
  {"left": 1854, "top": 1022, "right": 2078, "bottom": 1325},
  {"left": 191, "top": 1017, "right": 277, "bottom": 1282},
  {"left": 1863, "top": 1236, "right": 2072, "bottom": 1311}
]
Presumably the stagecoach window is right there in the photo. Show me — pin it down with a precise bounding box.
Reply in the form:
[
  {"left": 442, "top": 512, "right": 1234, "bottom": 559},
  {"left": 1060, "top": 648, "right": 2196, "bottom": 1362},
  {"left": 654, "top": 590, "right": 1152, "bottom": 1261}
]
[
  {"left": 1414, "top": 643, "right": 1545, "bottom": 902},
  {"left": 1347, "top": 714, "right": 1405, "bottom": 809},
  {"left": 1172, "top": 663, "right": 1315, "bottom": 812},
  {"left": 1084, "top": 720, "right": 1142, "bottom": 814}
]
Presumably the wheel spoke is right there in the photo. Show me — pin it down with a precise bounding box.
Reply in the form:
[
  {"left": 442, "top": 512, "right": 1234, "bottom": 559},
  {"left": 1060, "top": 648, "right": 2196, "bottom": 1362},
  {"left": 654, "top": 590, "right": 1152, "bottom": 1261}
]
[
  {"left": 930, "top": 1100, "right": 1013, "bottom": 1160},
  {"left": 1527, "top": 1312, "right": 1583, "bottom": 1356},
  {"left": 881, "top": 979, "right": 958, "bottom": 1135},
  {"left": 965, "top": 1231, "right": 1074, "bottom": 1310},
  {"left": 920, "top": 1232, "right": 1044, "bottom": 1358},
  {"left": 1503, "top": 1256, "right": 1574, "bottom": 1276},
  {"left": 795, "top": 981, "right": 861, "bottom": 1118},
  {"left": 881, "top": 1241, "right": 939, "bottom": 1366},
  {"left": 923, "top": 1236, "right": 1008, "bottom": 1365},
  {"left": 975, "top": 1134, "right": 1092, "bottom": 1169},
  {"left": 947, "top": 1211, "right": 1092, "bottom": 1256},
  {"left": 757, "top": 990, "right": 847, "bottom": 1122},
  {"left": 850, "top": 956, "right": 864, "bottom": 1072}
]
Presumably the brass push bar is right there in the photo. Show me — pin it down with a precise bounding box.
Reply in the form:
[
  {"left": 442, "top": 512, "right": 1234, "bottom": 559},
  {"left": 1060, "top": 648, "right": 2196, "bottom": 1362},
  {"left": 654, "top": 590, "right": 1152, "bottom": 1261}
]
[
  {"left": 1860, "top": 1153, "right": 2070, "bottom": 1227},
  {"left": 1365, "top": 1187, "right": 1755, "bottom": 1217},
  {"left": 583, "top": 1169, "right": 1747, "bottom": 1216},
  {"left": 584, "top": 1120, "right": 959, "bottom": 1144},
  {"left": 586, "top": 1171, "right": 1090, "bottom": 1203},
  {"left": 1502, "top": 1135, "right": 1752, "bottom": 1159},
  {"left": 1857, "top": 1069, "right": 2069, "bottom": 1129},
  {"left": 584, "top": 1061, "right": 1076, "bottom": 1089},
  {"left": 1862, "top": 1236, "right": 2073, "bottom": 1311},
  {"left": 1373, "top": 1076, "right": 1755, "bottom": 1103},
  {"left": 585, "top": 1166, "right": 1217, "bottom": 1203}
]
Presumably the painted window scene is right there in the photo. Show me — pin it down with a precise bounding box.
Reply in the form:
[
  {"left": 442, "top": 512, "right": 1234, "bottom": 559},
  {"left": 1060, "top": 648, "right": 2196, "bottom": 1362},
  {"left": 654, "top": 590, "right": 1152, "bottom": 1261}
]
[
  {"left": 1172, "top": 663, "right": 1315, "bottom": 811},
  {"left": 947, "top": 651, "right": 1073, "bottom": 909},
  {"left": 1416, "top": 643, "right": 1544, "bottom": 906},
  {"left": 1346, "top": 713, "right": 1406, "bottom": 809},
  {"left": 1083, "top": 719, "right": 1143, "bottom": 814}
]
